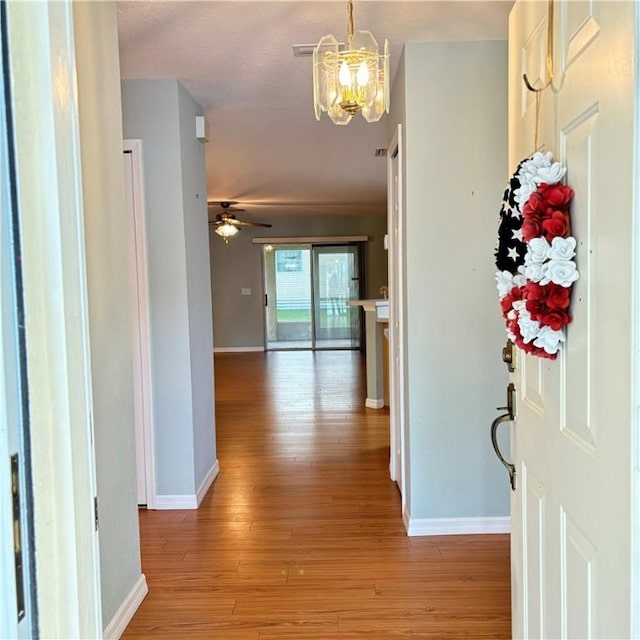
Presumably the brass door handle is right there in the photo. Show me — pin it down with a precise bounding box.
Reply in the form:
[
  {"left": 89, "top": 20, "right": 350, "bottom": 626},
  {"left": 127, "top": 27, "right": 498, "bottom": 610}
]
[
  {"left": 490, "top": 382, "right": 517, "bottom": 491},
  {"left": 491, "top": 413, "right": 516, "bottom": 491}
]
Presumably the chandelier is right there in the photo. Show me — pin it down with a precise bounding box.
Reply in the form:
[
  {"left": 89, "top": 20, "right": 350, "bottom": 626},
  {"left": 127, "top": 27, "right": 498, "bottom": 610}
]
[{"left": 313, "top": 0, "right": 389, "bottom": 125}]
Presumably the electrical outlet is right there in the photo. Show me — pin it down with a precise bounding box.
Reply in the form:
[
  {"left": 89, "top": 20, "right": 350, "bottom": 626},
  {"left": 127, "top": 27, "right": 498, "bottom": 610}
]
[{"left": 241, "top": 288, "right": 251, "bottom": 296}]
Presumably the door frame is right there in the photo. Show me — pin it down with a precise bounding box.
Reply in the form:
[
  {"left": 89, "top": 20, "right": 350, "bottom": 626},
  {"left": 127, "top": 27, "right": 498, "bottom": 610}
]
[
  {"left": 3, "top": 1, "right": 102, "bottom": 635},
  {"left": 632, "top": 5, "right": 640, "bottom": 628},
  {"left": 0, "top": 2, "right": 35, "bottom": 632},
  {"left": 387, "top": 124, "right": 407, "bottom": 508},
  {"left": 124, "top": 139, "right": 157, "bottom": 509}
]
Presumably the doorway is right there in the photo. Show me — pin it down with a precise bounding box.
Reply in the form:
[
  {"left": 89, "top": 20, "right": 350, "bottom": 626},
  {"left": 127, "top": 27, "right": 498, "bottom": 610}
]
[
  {"left": 123, "top": 140, "right": 156, "bottom": 509},
  {"left": 263, "top": 243, "right": 362, "bottom": 350}
]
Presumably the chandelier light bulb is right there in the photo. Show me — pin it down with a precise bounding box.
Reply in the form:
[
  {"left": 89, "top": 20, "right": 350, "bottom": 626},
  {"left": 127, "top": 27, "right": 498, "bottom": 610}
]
[
  {"left": 339, "top": 60, "right": 351, "bottom": 87},
  {"left": 357, "top": 60, "right": 369, "bottom": 85}
]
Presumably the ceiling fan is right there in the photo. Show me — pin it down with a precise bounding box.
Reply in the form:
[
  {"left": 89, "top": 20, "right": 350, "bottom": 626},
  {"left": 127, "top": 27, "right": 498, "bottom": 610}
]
[{"left": 208, "top": 201, "right": 272, "bottom": 242}]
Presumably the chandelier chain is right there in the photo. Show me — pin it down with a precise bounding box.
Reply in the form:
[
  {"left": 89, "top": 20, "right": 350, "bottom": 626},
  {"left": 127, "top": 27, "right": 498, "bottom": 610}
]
[{"left": 347, "top": 0, "right": 354, "bottom": 45}]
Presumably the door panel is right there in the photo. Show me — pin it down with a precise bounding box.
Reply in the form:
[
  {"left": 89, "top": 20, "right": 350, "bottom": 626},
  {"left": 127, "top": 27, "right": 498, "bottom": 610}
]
[
  {"left": 509, "top": 1, "right": 635, "bottom": 638},
  {"left": 312, "top": 245, "right": 361, "bottom": 349},
  {"left": 264, "top": 245, "right": 312, "bottom": 349}
]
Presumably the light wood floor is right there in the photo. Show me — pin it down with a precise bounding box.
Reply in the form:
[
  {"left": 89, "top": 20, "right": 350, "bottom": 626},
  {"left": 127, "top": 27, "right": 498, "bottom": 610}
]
[{"left": 123, "top": 351, "right": 511, "bottom": 639}]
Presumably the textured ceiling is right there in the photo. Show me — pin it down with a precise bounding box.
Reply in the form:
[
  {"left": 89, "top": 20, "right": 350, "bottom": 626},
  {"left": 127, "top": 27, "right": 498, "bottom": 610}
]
[{"left": 117, "top": 1, "right": 512, "bottom": 220}]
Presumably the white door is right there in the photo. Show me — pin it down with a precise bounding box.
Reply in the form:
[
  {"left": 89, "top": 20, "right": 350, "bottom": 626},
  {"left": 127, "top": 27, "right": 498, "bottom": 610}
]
[
  {"left": 387, "top": 124, "right": 405, "bottom": 504},
  {"left": 509, "top": 1, "right": 637, "bottom": 637},
  {"left": 124, "top": 140, "right": 156, "bottom": 508}
]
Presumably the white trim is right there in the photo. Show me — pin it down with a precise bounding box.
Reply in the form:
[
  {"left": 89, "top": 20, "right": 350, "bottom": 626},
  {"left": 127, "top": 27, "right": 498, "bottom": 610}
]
[
  {"left": 155, "top": 460, "right": 220, "bottom": 510},
  {"left": 252, "top": 235, "right": 368, "bottom": 244},
  {"left": 365, "top": 398, "right": 385, "bottom": 409},
  {"left": 102, "top": 574, "right": 148, "bottom": 640},
  {"left": 155, "top": 494, "right": 198, "bottom": 510},
  {"left": 387, "top": 124, "right": 407, "bottom": 510},
  {"left": 123, "top": 139, "right": 158, "bottom": 511},
  {"left": 6, "top": 2, "right": 102, "bottom": 635},
  {"left": 406, "top": 516, "right": 511, "bottom": 537},
  {"left": 196, "top": 460, "right": 220, "bottom": 506},
  {"left": 631, "top": 6, "right": 640, "bottom": 634},
  {"left": 214, "top": 346, "right": 265, "bottom": 353}
]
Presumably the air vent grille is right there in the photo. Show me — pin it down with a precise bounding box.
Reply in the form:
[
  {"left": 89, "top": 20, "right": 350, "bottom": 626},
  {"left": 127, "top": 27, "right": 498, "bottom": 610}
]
[{"left": 292, "top": 43, "right": 346, "bottom": 57}]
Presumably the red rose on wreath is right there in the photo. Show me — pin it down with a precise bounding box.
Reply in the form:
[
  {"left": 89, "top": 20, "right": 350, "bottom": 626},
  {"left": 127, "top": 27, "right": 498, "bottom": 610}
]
[
  {"left": 541, "top": 210, "right": 570, "bottom": 241},
  {"left": 540, "top": 309, "right": 571, "bottom": 331},
  {"left": 523, "top": 191, "right": 547, "bottom": 217},
  {"left": 538, "top": 182, "right": 573, "bottom": 208},
  {"left": 522, "top": 218, "right": 542, "bottom": 242},
  {"left": 524, "top": 282, "right": 572, "bottom": 321},
  {"left": 545, "top": 284, "right": 571, "bottom": 309}
]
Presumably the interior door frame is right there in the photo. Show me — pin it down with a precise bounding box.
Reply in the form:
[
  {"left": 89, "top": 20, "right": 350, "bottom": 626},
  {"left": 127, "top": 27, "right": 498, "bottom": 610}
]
[
  {"left": 632, "top": 5, "right": 640, "bottom": 628},
  {"left": 124, "top": 139, "right": 157, "bottom": 509},
  {"left": 0, "top": 3, "right": 35, "bottom": 632},
  {"left": 4, "top": 1, "right": 103, "bottom": 635},
  {"left": 387, "top": 124, "right": 407, "bottom": 508}
]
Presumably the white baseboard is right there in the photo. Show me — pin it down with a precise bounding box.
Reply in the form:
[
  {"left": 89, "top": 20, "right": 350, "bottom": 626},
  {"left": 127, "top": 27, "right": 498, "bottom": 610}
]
[
  {"left": 365, "top": 397, "right": 384, "bottom": 409},
  {"left": 156, "top": 461, "right": 220, "bottom": 510},
  {"left": 155, "top": 493, "right": 197, "bottom": 509},
  {"left": 214, "top": 346, "right": 264, "bottom": 353},
  {"left": 406, "top": 516, "right": 511, "bottom": 536},
  {"left": 196, "top": 459, "right": 220, "bottom": 506},
  {"left": 103, "top": 573, "right": 148, "bottom": 639}
]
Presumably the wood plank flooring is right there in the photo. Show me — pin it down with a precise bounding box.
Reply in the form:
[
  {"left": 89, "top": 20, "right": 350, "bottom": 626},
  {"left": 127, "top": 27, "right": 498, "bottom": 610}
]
[{"left": 123, "top": 351, "right": 511, "bottom": 639}]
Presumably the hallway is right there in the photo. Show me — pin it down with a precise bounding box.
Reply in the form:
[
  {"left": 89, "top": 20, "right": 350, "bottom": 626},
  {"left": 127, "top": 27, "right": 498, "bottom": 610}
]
[{"left": 123, "top": 351, "right": 510, "bottom": 639}]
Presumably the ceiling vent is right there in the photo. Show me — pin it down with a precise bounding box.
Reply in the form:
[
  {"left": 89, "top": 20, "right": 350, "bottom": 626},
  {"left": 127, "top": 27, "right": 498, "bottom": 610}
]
[
  {"left": 292, "top": 43, "right": 345, "bottom": 57},
  {"left": 374, "top": 148, "right": 388, "bottom": 157}
]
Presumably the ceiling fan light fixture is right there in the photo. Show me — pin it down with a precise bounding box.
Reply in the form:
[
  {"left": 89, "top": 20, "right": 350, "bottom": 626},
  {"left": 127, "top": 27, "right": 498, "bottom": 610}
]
[
  {"left": 215, "top": 222, "right": 240, "bottom": 242},
  {"left": 313, "top": 0, "right": 389, "bottom": 125}
]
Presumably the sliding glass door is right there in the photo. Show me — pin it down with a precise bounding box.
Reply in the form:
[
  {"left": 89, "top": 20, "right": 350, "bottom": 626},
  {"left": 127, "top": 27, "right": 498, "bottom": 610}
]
[
  {"left": 312, "top": 245, "right": 361, "bottom": 348},
  {"left": 263, "top": 243, "right": 362, "bottom": 350}
]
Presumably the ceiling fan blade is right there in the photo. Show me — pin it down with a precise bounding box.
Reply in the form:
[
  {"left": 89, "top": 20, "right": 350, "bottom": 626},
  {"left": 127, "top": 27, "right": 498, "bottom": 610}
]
[
  {"left": 208, "top": 200, "right": 239, "bottom": 207},
  {"left": 232, "top": 220, "right": 272, "bottom": 228}
]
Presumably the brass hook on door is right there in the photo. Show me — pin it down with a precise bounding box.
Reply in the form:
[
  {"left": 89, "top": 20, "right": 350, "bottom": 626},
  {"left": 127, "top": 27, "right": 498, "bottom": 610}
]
[{"left": 522, "top": 0, "right": 555, "bottom": 93}]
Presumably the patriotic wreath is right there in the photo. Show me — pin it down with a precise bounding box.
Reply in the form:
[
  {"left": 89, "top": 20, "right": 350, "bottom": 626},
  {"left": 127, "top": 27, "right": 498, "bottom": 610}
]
[{"left": 494, "top": 152, "right": 579, "bottom": 359}]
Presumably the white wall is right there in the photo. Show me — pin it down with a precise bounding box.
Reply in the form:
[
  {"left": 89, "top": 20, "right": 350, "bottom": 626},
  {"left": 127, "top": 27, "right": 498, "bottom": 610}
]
[
  {"left": 121, "top": 79, "right": 217, "bottom": 500},
  {"left": 210, "top": 214, "right": 388, "bottom": 349},
  {"left": 72, "top": 1, "right": 143, "bottom": 627},
  {"left": 389, "top": 41, "right": 511, "bottom": 527}
]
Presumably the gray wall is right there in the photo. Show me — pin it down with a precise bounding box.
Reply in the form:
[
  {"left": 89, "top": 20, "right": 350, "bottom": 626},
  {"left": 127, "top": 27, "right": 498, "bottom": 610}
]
[
  {"left": 389, "top": 41, "right": 510, "bottom": 522},
  {"left": 177, "top": 83, "right": 216, "bottom": 486},
  {"left": 121, "top": 79, "right": 216, "bottom": 497},
  {"left": 210, "top": 214, "right": 388, "bottom": 349},
  {"left": 72, "top": 1, "right": 142, "bottom": 627}
]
